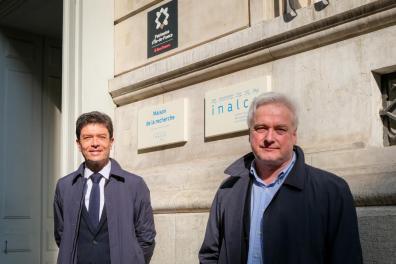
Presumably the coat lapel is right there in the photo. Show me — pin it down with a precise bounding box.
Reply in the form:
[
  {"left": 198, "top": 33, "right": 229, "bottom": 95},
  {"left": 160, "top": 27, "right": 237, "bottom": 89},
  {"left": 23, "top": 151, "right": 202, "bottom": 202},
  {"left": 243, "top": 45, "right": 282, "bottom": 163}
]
[
  {"left": 223, "top": 152, "right": 255, "bottom": 263},
  {"left": 68, "top": 175, "right": 86, "bottom": 264},
  {"left": 69, "top": 176, "right": 86, "bottom": 227},
  {"left": 225, "top": 174, "right": 250, "bottom": 263},
  {"left": 104, "top": 177, "right": 120, "bottom": 263}
]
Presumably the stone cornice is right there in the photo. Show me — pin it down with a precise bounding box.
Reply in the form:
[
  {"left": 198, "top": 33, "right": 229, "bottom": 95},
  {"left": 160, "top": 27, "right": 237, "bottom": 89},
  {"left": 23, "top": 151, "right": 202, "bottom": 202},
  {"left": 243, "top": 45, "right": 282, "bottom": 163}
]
[{"left": 109, "top": 0, "right": 396, "bottom": 106}]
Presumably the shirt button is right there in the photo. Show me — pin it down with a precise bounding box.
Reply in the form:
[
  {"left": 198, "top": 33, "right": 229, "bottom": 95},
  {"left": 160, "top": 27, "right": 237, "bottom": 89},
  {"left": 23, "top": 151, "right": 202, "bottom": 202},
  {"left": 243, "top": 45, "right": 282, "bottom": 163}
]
[{"left": 92, "top": 240, "right": 98, "bottom": 245}]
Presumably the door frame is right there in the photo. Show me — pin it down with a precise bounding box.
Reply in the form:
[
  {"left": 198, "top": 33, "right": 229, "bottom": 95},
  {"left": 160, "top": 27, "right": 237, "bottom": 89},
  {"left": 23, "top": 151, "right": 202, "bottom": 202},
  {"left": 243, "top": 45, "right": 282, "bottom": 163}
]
[{"left": 61, "top": 0, "right": 84, "bottom": 175}]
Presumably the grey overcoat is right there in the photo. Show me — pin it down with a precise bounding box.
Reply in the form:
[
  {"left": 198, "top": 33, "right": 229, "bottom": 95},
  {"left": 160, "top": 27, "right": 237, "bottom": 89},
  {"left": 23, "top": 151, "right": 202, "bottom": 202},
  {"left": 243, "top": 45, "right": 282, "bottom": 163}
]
[{"left": 54, "top": 159, "right": 156, "bottom": 264}]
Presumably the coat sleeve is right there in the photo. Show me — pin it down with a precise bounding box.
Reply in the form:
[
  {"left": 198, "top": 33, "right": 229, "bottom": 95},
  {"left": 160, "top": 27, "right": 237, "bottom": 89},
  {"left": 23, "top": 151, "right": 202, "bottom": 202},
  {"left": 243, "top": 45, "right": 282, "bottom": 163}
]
[
  {"left": 134, "top": 179, "right": 156, "bottom": 264},
  {"left": 327, "top": 180, "right": 363, "bottom": 264},
  {"left": 199, "top": 190, "right": 222, "bottom": 264},
  {"left": 53, "top": 181, "right": 64, "bottom": 247}
]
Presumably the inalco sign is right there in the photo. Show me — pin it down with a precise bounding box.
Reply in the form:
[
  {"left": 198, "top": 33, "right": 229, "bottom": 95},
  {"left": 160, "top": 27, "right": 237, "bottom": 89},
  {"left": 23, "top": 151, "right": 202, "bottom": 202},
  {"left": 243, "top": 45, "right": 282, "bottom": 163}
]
[
  {"left": 205, "top": 76, "right": 271, "bottom": 138},
  {"left": 147, "top": 0, "right": 178, "bottom": 58}
]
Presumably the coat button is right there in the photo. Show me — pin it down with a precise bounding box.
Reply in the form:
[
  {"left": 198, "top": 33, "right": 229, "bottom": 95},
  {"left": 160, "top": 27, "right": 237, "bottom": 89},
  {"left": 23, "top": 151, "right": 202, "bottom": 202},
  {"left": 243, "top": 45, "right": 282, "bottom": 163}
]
[{"left": 92, "top": 240, "right": 98, "bottom": 245}]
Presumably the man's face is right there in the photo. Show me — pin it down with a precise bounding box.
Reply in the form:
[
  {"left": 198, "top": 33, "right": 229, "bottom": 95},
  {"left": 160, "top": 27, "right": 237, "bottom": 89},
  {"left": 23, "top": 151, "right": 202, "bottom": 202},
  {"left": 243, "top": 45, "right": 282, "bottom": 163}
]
[
  {"left": 249, "top": 103, "right": 297, "bottom": 169},
  {"left": 77, "top": 123, "right": 113, "bottom": 170}
]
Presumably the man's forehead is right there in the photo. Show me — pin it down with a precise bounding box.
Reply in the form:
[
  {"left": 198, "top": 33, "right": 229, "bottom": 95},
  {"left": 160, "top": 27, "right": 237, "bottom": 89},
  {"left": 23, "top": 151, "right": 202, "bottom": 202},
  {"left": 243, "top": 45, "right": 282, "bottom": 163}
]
[
  {"left": 254, "top": 103, "right": 295, "bottom": 126},
  {"left": 80, "top": 123, "right": 109, "bottom": 132},
  {"left": 257, "top": 102, "right": 292, "bottom": 111},
  {"left": 255, "top": 103, "right": 293, "bottom": 117}
]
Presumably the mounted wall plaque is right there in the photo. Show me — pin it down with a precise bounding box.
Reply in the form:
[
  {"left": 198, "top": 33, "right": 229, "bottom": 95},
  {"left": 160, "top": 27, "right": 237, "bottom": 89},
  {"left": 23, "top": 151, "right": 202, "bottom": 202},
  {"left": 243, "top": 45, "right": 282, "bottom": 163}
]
[
  {"left": 147, "top": 0, "right": 178, "bottom": 58},
  {"left": 138, "top": 98, "right": 188, "bottom": 150},
  {"left": 205, "top": 76, "right": 271, "bottom": 138}
]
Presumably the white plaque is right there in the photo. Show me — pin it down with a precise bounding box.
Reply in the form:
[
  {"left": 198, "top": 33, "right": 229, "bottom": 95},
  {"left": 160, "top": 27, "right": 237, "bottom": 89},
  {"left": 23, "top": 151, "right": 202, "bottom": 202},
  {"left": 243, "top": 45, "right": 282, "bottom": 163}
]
[
  {"left": 205, "top": 76, "right": 271, "bottom": 138},
  {"left": 138, "top": 98, "right": 188, "bottom": 150}
]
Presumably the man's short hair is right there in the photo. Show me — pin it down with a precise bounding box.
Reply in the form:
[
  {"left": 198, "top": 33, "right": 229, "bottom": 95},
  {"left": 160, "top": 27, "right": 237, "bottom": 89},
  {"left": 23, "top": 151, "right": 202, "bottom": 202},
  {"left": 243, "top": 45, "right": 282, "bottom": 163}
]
[
  {"left": 247, "top": 91, "right": 298, "bottom": 129},
  {"left": 76, "top": 111, "right": 113, "bottom": 140}
]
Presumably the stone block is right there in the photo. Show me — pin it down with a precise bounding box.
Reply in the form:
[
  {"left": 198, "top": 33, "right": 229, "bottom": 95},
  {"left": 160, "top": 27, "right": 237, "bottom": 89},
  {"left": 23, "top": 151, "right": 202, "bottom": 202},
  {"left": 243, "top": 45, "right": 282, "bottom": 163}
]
[
  {"left": 175, "top": 213, "right": 208, "bottom": 264},
  {"left": 151, "top": 214, "right": 176, "bottom": 264},
  {"left": 357, "top": 206, "right": 396, "bottom": 263},
  {"left": 115, "top": 0, "right": 159, "bottom": 21},
  {"left": 150, "top": 212, "right": 208, "bottom": 264}
]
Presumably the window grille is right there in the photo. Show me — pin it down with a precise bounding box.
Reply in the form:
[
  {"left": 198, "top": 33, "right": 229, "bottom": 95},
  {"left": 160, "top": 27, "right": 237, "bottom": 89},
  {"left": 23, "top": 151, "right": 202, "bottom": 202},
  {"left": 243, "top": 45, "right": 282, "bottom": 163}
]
[{"left": 380, "top": 72, "right": 396, "bottom": 146}]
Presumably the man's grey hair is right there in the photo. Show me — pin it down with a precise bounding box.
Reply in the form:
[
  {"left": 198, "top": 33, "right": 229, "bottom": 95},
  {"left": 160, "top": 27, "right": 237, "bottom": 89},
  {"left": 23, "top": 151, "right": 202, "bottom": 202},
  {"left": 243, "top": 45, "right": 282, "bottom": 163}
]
[{"left": 247, "top": 91, "right": 299, "bottom": 129}]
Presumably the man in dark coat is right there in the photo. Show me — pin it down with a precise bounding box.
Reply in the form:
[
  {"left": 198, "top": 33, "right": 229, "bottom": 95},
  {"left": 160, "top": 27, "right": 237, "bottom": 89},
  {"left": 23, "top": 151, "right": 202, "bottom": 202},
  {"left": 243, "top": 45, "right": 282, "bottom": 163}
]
[
  {"left": 54, "top": 111, "right": 156, "bottom": 264},
  {"left": 199, "top": 92, "right": 362, "bottom": 264}
]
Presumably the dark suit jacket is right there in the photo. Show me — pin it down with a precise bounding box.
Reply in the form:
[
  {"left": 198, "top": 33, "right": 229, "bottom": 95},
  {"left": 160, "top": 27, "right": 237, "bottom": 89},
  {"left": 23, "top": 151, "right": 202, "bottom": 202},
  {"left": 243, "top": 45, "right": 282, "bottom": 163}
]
[
  {"left": 199, "top": 146, "right": 362, "bottom": 264},
  {"left": 54, "top": 159, "right": 156, "bottom": 264}
]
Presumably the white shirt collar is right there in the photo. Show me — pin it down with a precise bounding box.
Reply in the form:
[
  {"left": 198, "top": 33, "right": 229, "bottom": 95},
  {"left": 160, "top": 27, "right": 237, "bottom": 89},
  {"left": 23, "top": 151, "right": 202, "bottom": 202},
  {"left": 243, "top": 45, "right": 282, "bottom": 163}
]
[{"left": 84, "top": 160, "right": 111, "bottom": 180}]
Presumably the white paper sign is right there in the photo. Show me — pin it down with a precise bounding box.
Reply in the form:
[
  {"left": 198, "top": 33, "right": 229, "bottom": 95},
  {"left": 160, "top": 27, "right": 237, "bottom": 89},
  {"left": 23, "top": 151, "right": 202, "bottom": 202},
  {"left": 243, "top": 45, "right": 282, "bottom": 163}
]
[
  {"left": 138, "top": 98, "right": 188, "bottom": 150},
  {"left": 205, "top": 76, "right": 271, "bottom": 138}
]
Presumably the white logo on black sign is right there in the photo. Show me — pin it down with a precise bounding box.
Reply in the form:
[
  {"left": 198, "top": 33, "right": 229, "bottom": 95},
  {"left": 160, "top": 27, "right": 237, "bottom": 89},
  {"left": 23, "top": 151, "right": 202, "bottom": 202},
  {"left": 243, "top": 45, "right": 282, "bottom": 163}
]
[{"left": 155, "top": 7, "right": 170, "bottom": 30}]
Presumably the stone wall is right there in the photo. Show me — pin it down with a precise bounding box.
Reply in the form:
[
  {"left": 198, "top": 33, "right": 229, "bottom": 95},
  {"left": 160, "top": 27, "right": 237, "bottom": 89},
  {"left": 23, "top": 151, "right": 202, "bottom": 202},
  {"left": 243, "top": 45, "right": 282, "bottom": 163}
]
[{"left": 111, "top": 0, "right": 396, "bottom": 263}]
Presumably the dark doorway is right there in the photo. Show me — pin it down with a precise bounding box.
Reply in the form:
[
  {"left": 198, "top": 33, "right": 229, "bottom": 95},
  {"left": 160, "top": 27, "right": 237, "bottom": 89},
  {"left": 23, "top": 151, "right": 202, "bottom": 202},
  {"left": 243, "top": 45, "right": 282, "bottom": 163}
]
[{"left": 0, "top": 1, "right": 62, "bottom": 263}]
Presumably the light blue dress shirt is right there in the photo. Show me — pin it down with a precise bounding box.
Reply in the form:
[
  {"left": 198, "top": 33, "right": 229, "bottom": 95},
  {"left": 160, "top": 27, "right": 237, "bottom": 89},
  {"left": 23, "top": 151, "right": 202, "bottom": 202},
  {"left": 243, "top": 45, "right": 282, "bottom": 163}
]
[{"left": 247, "top": 152, "right": 296, "bottom": 264}]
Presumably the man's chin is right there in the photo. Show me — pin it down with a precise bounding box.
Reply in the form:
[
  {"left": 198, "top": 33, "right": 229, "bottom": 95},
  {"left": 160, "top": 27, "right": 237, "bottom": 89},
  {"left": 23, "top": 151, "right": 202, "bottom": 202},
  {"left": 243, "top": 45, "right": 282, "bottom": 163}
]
[
  {"left": 85, "top": 158, "right": 108, "bottom": 171},
  {"left": 256, "top": 156, "right": 284, "bottom": 166}
]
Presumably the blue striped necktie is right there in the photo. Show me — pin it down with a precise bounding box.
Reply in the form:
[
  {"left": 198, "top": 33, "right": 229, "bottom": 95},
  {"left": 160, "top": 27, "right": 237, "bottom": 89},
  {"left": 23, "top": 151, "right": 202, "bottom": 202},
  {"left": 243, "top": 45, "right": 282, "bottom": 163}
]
[{"left": 89, "top": 173, "right": 102, "bottom": 227}]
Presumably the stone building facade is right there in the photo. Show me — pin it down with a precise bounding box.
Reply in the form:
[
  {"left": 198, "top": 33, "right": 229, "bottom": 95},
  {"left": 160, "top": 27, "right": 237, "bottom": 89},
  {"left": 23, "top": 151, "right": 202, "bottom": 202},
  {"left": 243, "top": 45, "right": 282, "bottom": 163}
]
[{"left": 109, "top": 0, "right": 396, "bottom": 263}]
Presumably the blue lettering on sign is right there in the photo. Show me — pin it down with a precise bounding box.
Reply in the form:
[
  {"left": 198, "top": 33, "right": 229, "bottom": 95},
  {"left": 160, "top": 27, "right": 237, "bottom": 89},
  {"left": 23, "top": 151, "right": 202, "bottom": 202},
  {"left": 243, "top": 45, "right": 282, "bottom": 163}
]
[
  {"left": 153, "top": 109, "right": 166, "bottom": 115},
  {"left": 211, "top": 98, "right": 250, "bottom": 115},
  {"left": 145, "top": 114, "right": 176, "bottom": 127},
  {"left": 243, "top": 99, "right": 249, "bottom": 108}
]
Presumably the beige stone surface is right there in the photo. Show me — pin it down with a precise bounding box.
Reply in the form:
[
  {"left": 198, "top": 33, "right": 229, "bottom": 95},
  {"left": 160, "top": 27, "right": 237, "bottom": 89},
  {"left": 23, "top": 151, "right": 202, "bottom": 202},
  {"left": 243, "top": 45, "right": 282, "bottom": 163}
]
[
  {"left": 150, "top": 213, "right": 208, "bottom": 264},
  {"left": 115, "top": 26, "right": 396, "bottom": 212},
  {"left": 110, "top": 0, "right": 391, "bottom": 101},
  {"left": 151, "top": 214, "right": 176, "bottom": 264},
  {"left": 114, "top": 0, "right": 249, "bottom": 74},
  {"left": 114, "top": 20, "right": 396, "bottom": 206},
  {"left": 174, "top": 213, "right": 208, "bottom": 264},
  {"left": 115, "top": 0, "right": 159, "bottom": 21},
  {"left": 113, "top": 66, "right": 268, "bottom": 209}
]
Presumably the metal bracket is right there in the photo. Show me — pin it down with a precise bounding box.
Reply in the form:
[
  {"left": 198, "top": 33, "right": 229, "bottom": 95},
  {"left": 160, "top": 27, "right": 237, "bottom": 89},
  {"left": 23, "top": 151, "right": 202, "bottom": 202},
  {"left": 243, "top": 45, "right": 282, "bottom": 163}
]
[
  {"left": 285, "top": 0, "right": 330, "bottom": 20},
  {"left": 285, "top": 0, "right": 297, "bottom": 18}
]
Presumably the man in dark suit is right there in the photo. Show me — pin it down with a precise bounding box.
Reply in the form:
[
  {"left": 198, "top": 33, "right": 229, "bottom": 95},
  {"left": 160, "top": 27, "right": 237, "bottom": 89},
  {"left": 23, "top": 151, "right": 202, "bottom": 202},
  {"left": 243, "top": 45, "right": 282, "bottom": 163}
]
[
  {"left": 199, "top": 92, "right": 362, "bottom": 264},
  {"left": 54, "top": 111, "right": 156, "bottom": 264}
]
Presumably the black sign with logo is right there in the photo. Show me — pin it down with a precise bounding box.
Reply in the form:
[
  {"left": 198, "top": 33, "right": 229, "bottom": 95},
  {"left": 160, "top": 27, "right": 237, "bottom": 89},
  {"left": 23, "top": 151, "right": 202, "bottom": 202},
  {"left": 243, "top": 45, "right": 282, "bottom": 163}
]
[{"left": 147, "top": 0, "right": 178, "bottom": 58}]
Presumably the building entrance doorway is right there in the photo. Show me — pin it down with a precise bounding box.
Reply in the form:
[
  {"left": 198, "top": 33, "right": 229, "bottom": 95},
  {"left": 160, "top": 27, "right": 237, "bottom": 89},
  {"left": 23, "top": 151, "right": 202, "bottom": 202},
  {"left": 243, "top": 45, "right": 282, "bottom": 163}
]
[{"left": 0, "top": 1, "right": 62, "bottom": 263}]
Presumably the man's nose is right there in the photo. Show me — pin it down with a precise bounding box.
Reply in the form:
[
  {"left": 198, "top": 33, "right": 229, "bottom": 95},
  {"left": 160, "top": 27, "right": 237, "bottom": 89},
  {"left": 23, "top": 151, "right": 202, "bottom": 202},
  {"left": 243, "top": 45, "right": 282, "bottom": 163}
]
[
  {"left": 264, "top": 129, "right": 275, "bottom": 142},
  {"left": 91, "top": 137, "right": 100, "bottom": 146}
]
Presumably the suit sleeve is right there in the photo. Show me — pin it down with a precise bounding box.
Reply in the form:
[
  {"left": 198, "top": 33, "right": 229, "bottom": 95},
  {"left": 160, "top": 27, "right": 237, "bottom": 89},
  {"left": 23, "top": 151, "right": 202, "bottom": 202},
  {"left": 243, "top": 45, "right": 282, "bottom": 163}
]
[
  {"left": 327, "top": 180, "right": 363, "bottom": 264},
  {"left": 199, "top": 191, "right": 222, "bottom": 264},
  {"left": 53, "top": 181, "right": 64, "bottom": 247},
  {"left": 134, "top": 180, "right": 156, "bottom": 264}
]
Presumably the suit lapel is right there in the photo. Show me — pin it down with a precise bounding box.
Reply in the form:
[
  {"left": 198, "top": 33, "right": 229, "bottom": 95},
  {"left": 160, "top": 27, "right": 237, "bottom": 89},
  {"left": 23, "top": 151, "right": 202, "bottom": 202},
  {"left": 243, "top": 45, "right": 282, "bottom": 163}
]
[
  {"left": 81, "top": 205, "right": 97, "bottom": 234},
  {"left": 103, "top": 177, "right": 119, "bottom": 261},
  {"left": 96, "top": 206, "right": 107, "bottom": 232}
]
